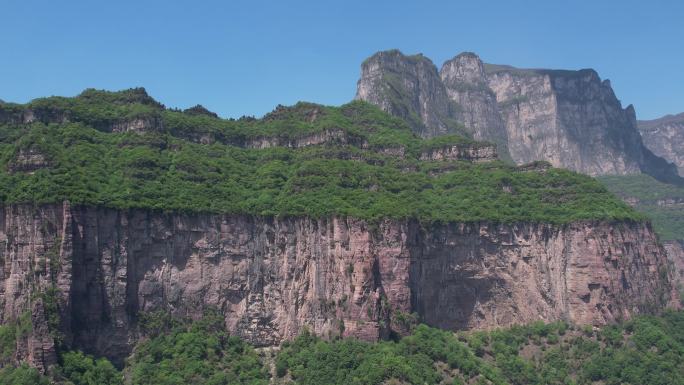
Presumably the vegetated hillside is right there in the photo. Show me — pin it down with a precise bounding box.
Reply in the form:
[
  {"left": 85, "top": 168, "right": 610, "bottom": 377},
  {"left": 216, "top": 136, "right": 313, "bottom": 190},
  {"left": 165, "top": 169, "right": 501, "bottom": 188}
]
[
  {"left": 598, "top": 174, "right": 684, "bottom": 242},
  {"left": 0, "top": 88, "right": 639, "bottom": 223},
  {"left": 639, "top": 112, "right": 684, "bottom": 177},
  {"left": 1, "top": 310, "right": 682, "bottom": 385},
  {"left": 599, "top": 174, "right": 684, "bottom": 298},
  {"left": 0, "top": 89, "right": 676, "bottom": 380}
]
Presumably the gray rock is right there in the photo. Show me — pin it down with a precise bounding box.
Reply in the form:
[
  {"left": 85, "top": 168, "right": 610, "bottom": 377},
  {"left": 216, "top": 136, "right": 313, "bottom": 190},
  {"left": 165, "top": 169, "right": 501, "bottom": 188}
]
[
  {"left": 356, "top": 50, "right": 682, "bottom": 182},
  {"left": 639, "top": 113, "right": 684, "bottom": 177},
  {"left": 0, "top": 203, "right": 676, "bottom": 370}
]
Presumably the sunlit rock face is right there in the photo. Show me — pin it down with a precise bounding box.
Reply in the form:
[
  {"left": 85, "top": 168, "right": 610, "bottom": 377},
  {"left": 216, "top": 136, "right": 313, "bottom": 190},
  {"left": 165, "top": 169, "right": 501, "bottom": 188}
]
[
  {"left": 0, "top": 203, "right": 675, "bottom": 369},
  {"left": 639, "top": 112, "right": 684, "bottom": 177},
  {"left": 356, "top": 50, "right": 682, "bottom": 182}
]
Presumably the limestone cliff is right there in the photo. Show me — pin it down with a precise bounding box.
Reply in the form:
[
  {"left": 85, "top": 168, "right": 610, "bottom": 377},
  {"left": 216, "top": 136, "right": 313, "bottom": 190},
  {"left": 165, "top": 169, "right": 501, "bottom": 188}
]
[
  {"left": 355, "top": 50, "right": 459, "bottom": 138},
  {"left": 0, "top": 203, "right": 675, "bottom": 371},
  {"left": 356, "top": 50, "right": 681, "bottom": 182},
  {"left": 639, "top": 113, "right": 684, "bottom": 177}
]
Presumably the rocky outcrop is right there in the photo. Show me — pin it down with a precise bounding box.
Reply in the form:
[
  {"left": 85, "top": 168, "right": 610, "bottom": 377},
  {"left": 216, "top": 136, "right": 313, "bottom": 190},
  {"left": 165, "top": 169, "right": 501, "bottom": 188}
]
[
  {"left": 420, "top": 143, "right": 497, "bottom": 162},
  {"left": 245, "top": 128, "right": 366, "bottom": 149},
  {"left": 356, "top": 50, "right": 682, "bottom": 182},
  {"left": 0, "top": 104, "right": 162, "bottom": 135},
  {"left": 8, "top": 147, "right": 51, "bottom": 173},
  {"left": 0, "top": 203, "right": 675, "bottom": 370},
  {"left": 664, "top": 241, "right": 684, "bottom": 292},
  {"left": 356, "top": 50, "right": 458, "bottom": 138},
  {"left": 109, "top": 116, "right": 163, "bottom": 134},
  {"left": 639, "top": 113, "right": 684, "bottom": 177},
  {"left": 439, "top": 53, "right": 509, "bottom": 159}
]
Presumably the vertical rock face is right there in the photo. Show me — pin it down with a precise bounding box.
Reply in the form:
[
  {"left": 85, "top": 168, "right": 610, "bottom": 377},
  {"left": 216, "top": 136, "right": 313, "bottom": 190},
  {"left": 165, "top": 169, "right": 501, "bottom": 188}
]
[
  {"left": 639, "top": 113, "right": 684, "bottom": 177},
  {"left": 439, "top": 53, "right": 509, "bottom": 158},
  {"left": 355, "top": 50, "right": 457, "bottom": 138},
  {"left": 664, "top": 241, "right": 684, "bottom": 293},
  {"left": 0, "top": 204, "right": 675, "bottom": 369},
  {"left": 356, "top": 50, "right": 682, "bottom": 181},
  {"left": 485, "top": 67, "right": 647, "bottom": 176}
]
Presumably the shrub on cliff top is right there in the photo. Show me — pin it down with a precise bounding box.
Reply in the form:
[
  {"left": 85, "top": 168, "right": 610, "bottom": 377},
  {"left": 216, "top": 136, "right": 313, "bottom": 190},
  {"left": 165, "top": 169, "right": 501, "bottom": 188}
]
[{"left": 0, "top": 89, "right": 641, "bottom": 224}]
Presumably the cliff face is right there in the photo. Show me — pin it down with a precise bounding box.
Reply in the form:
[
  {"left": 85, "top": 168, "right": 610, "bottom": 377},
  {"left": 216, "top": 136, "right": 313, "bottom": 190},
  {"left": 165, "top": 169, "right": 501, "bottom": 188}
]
[
  {"left": 485, "top": 67, "right": 649, "bottom": 176},
  {"left": 639, "top": 113, "right": 684, "bottom": 177},
  {"left": 0, "top": 203, "right": 674, "bottom": 370},
  {"left": 439, "top": 53, "right": 509, "bottom": 159},
  {"left": 356, "top": 50, "right": 681, "bottom": 181},
  {"left": 356, "top": 50, "right": 457, "bottom": 138}
]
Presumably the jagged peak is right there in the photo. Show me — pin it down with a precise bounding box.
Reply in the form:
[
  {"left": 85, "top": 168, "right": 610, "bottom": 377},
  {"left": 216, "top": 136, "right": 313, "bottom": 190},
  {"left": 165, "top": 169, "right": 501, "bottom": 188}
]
[{"left": 440, "top": 52, "right": 486, "bottom": 84}]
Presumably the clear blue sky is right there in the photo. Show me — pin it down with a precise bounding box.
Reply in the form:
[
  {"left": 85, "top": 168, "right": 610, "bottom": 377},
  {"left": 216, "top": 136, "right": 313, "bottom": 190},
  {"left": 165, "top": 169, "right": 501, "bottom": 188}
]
[{"left": 1, "top": 0, "right": 682, "bottom": 120}]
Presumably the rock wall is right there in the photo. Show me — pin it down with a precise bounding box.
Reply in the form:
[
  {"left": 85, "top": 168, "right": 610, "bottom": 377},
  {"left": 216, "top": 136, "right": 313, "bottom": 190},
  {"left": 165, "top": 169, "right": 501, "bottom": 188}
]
[
  {"left": 356, "top": 50, "right": 682, "bottom": 182},
  {"left": 664, "top": 241, "right": 684, "bottom": 292},
  {"left": 440, "top": 53, "right": 509, "bottom": 159},
  {"left": 0, "top": 203, "right": 676, "bottom": 371},
  {"left": 419, "top": 144, "right": 497, "bottom": 162},
  {"left": 639, "top": 113, "right": 684, "bottom": 177},
  {"left": 356, "top": 50, "right": 457, "bottom": 138},
  {"left": 485, "top": 67, "right": 646, "bottom": 176}
]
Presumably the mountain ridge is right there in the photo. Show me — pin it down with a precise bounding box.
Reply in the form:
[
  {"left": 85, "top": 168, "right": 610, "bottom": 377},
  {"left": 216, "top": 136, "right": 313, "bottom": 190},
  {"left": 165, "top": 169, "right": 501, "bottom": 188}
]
[{"left": 356, "top": 50, "right": 683, "bottom": 184}]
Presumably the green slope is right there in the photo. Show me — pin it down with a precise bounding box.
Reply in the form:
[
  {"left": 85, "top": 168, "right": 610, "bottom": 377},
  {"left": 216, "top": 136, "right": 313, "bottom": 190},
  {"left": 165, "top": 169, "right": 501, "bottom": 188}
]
[
  {"left": 0, "top": 88, "right": 639, "bottom": 224},
  {"left": 3, "top": 311, "right": 683, "bottom": 385},
  {"left": 599, "top": 174, "right": 684, "bottom": 241}
]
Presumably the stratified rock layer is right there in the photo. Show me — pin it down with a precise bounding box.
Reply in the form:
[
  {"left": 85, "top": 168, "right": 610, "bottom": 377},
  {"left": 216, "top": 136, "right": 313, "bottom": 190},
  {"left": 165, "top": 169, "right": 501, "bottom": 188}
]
[{"left": 0, "top": 203, "right": 674, "bottom": 370}]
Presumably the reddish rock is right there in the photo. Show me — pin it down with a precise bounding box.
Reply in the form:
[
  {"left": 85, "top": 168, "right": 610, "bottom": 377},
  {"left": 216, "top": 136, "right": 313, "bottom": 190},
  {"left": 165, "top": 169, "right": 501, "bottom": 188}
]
[{"left": 0, "top": 204, "right": 676, "bottom": 369}]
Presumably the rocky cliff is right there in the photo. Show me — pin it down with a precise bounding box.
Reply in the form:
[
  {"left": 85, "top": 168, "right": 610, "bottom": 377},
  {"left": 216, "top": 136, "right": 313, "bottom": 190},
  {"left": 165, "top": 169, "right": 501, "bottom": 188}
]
[
  {"left": 356, "top": 50, "right": 460, "bottom": 138},
  {"left": 356, "top": 50, "right": 681, "bottom": 182},
  {"left": 664, "top": 241, "right": 684, "bottom": 293},
  {"left": 0, "top": 203, "right": 675, "bottom": 371},
  {"left": 639, "top": 112, "right": 684, "bottom": 177}
]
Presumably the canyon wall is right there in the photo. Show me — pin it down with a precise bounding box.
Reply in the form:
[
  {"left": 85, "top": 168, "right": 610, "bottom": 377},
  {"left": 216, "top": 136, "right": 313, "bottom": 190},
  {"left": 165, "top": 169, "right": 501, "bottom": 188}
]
[
  {"left": 639, "top": 112, "right": 684, "bottom": 177},
  {"left": 356, "top": 51, "right": 682, "bottom": 182},
  {"left": 0, "top": 203, "right": 675, "bottom": 371}
]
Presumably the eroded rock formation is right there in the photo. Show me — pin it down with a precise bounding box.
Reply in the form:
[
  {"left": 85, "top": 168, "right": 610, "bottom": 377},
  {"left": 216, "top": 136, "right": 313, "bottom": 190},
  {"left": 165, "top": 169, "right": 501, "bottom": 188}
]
[
  {"left": 639, "top": 113, "right": 684, "bottom": 177},
  {"left": 0, "top": 203, "right": 675, "bottom": 370},
  {"left": 356, "top": 50, "right": 681, "bottom": 182}
]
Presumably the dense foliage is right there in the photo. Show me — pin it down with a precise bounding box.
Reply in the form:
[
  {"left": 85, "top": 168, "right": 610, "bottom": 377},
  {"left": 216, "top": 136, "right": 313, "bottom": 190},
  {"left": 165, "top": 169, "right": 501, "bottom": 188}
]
[
  {"left": 127, "top": 312, "right": 268, "bottom": 385},
  {"left": 277, "top": 311, "right": 684, "bottom": 385},
  {"left": 599, "top": 174, "right": 684, "bottom": 241},
  {"left": 0, "top": 88, "right": 639, "bottom": 224},
  {"left": 3, "top": 311, "right": 682, "bottom": 384}
]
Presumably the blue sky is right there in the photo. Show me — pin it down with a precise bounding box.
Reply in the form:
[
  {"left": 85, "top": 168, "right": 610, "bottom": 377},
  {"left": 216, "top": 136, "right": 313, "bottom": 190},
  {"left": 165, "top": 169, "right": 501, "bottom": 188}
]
[{"left": 1, "top": 0, "right": 682, "bottom": 120}]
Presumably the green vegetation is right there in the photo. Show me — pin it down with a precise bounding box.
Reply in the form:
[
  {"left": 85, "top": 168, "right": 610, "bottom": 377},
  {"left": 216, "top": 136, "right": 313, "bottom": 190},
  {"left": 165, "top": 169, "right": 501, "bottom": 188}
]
[
  {"left": 276, "top": 312, "right": 684, "bottom": 385},
  {"left": 127, "top": 312, "right": 268, "bottom": 385},
  {"left": 276, "top": 325, "right": 507, "bottom": 385},
  {"left": 599, "top": 174, "right": 684, "bottom": 241},
  {"left": 55, "top": 351, "right": 122, "bottom": 385},
  {"left": 4, "top": 311, "right": 683, "bottom": 384},
  {"left": 0, "top": 88, "right": 640, "bottom": 224},
  {"left": 0, "top": 364, "right": 50, "bottom": 385}
]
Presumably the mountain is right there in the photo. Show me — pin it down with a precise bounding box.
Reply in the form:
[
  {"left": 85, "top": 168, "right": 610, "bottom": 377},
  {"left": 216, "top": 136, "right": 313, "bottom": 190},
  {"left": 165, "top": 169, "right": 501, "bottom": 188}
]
[
  {"left": 639, "top": 112, "right": 684, "bottom": 177},
  {"left": 0, "top": 89, "right": 677, "bottom": 373},
  {"left": 599, "top": 173, "right": 684, "bottom": 298},
  {"left": 356, "top": 50, "right": 682, "bottom": 183}
]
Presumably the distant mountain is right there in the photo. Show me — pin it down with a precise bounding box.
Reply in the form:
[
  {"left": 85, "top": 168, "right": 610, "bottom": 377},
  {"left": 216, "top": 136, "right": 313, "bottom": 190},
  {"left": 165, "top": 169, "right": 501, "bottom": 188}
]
[
  {"left": 356, "top": 50, "right": 682, "bottom": 184},
  {"left": 639, "top": 112, "right": 684, "bottom": 177}
]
